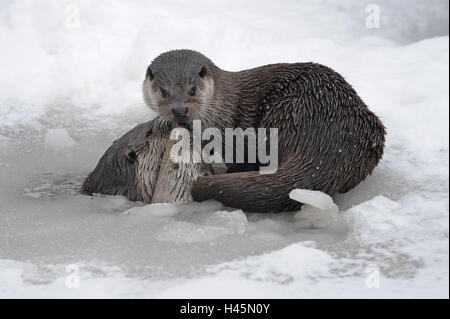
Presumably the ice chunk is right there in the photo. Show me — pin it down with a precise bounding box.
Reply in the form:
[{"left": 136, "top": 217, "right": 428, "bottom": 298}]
[
  {"left": 122, "top": 200, "right": 224, "bottom": 218},
  {"left": 289, "top": 189, "right": 338, "bottom": 211},
  {"left": 345, "top": 195, "right": 407, "bottom": 245},
  {"left": 289, "top": 189, "right": 339, "bottom": 228},
  {"left": 122, "top": 203, "right": 181, "bottom": 218},
  {"left": 205, "top": 210, "right": 248, "bottom": 235},
  {"left": 44, "top": 128, "right": 75, "bottom": 149}
]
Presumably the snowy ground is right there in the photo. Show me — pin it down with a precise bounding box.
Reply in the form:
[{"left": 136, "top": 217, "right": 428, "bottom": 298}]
[{"left": 0, "top": 0, "right": 448, "bottom": 298}]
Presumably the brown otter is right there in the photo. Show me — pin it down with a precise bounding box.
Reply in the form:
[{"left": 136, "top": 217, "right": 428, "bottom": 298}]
[
  {"left": 82, "top": 49, "right": 385, "bottom": 212},
  {"left": 81, "top": 120, "right": 213, "bottom": 204}
]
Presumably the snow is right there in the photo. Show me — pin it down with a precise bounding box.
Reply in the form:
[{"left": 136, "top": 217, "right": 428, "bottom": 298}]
[{"left": 0, "top": 0, "right": 448, "bottom": 298}]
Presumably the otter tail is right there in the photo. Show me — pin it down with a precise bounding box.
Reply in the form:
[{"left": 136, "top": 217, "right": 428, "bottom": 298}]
[
  {"left": 191, "top": 160, "right": 333, "bottom": 213},
  {"left": 192, "top": 134, "right": 383, "bottom": 213}
]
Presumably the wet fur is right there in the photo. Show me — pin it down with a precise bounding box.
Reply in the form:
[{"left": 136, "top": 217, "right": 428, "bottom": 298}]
[
  {"left": 81, "top": 117, "right": 212, "bottom": 204},
  {"left": 82, "top": 50, "right": 385, "bottom": 212}
]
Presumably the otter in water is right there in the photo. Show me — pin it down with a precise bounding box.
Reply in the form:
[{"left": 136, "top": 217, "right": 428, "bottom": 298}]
[
  {"left": 81, "top": 120, "right": 213, "bottom": 204},
  {"left": 82, "top": 49, "right": 385, "bottom": 212}
]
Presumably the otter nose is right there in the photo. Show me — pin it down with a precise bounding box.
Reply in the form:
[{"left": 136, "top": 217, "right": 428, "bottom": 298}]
[{"left": 172, "top": 106, "right": 188, "bottom": 117}]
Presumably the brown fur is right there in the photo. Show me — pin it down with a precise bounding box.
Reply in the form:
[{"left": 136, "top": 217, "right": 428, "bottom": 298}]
[
  {"left": 82, "top": 50, "right": 386, "bottom": 213},
  {"left": 186, "top": 53, "right": 386, "bottom": 212}
]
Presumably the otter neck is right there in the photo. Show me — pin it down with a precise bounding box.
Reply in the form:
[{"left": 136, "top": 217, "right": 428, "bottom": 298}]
[
  {"left": 233, "top": 65, "right": 285, "bottom": 129},
  {"left": 200, "top": 65, "right": 276, "bottom": 131}
]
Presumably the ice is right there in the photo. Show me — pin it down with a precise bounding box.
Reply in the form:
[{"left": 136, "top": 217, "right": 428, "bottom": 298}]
[
  {"left": 289, "top": 189, "right": 339, "bottom": 229},
  {"left": 123, "top": 203, "right": 182, "bottom": 217},
  {"left": 123, "top": 200, "right": 224, "bottom": 218},
  {"left": 124, "top": 203, "right": 247, "bottom": 242},
  {"left": 0, "top": 0, "right": 448, "bottom": 298},
  {"left": 289, "top": 189, "right": 338, "bottom": 211},
  {"left": 44, "top": 128, "right": 75, "bottom": 150},
  {"left": 205, "top": 210, "right": 248, "bottom": 235}
]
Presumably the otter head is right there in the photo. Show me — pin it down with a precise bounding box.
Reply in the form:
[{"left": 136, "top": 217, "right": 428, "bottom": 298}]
[{"left": 142, "top": 50, "right": 215, "bottom": 129}]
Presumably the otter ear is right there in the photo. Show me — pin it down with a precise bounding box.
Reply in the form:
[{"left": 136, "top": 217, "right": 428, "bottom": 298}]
[
  {"left": 199, "top": 66, "right": 207, "bottom": 78},
  {"left": 146, "top": 66, "right": 155, "bottom": 80}
]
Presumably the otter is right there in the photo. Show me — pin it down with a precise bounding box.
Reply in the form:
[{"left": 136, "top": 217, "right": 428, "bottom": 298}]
[
  {"left": 82, "top": 49, "right": 385, "bottom": 212},
  {"left": 81, "top": 121, "right": 213, "bottom": 204}
]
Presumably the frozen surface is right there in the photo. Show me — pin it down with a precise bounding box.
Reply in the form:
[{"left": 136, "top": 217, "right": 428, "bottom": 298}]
[
  {"left": 0, "top": 0, "right": 448, "bottom": 298},
  {"left": 44, "top": 128, "right": 76, "bottom": 150},
  {"left": 289, "top": 189, "right": 339, "bottom": 228},
  {"left": 290, "top": 189, "right": 338, "bottom": 211}
]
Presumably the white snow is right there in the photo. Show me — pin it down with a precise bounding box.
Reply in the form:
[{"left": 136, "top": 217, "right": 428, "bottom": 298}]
[{"left": 0, "top": 0, "right": 448, "bottom": 298}]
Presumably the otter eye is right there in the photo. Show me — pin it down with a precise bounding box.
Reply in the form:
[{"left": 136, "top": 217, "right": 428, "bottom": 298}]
[
  {"left": 188, "top": 86, "right": 197, "bottom": 96},
  {"left": 160, "top": 88, "right": 169, "bottom": 98}
]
